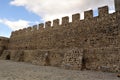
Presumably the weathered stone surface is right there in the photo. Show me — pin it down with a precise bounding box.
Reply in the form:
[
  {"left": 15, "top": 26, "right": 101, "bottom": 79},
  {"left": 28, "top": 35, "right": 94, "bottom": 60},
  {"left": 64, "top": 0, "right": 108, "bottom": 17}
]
[
  {"left": 115, "top": 0, "right": 120, "bottom": 11},
  {"left": 1, "top": 49, "right": 64, "bottom": 67},
  {"left": 24, "top": 50, "right": 64, "bottom": 67},
  {"left": 0, "top": 50, "right": 11, "bottom": 60},
  {"left": 0, "top": 47, "right": 3, "bottom": 56},
  {"left": 0, "top": 50, "right": 24, "bottom": 62},
  {"left": 62, "top": 48, "right": 83, "bottom": 70},
  {"left": 84, "top": 47, "right": 120, "bottom": 72},
  {"left": 0, "top": 37, "right": 9, "bottom": 57},
  {"left": 11, "top": 50, "right": 24, "bottom": 61}
]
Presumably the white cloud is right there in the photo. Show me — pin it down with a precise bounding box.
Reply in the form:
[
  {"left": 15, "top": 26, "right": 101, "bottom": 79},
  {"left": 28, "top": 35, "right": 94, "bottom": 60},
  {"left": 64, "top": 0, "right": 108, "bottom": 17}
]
[
  {"left": 10, "top": 0, "right": 115, "bottom": 21},
  {"left": 0, "top": 19, "right": 30, "bottom": 31}
]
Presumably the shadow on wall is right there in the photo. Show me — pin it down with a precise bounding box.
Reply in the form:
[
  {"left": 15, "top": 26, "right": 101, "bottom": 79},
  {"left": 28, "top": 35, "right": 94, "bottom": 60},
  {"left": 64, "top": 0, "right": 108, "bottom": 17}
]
[{"left": 6, "top": 54, "right": 10, "bottom": 60}]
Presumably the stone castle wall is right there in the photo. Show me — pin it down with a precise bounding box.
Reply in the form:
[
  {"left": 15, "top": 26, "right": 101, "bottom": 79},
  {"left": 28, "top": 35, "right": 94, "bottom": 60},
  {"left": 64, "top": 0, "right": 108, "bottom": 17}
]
[
  {"left": 0, "top": 6, "right": 120, "bottom": 72},
  {"left": 8, "top": 6, "right": 120, "bottom": 50},
  {"left": 0, "top": 37, "right": 9, "bottom": 56}
]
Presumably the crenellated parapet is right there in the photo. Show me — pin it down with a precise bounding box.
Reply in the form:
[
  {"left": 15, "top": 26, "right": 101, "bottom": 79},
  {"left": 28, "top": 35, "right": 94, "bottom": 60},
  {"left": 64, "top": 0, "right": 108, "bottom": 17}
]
[
  {"left": 45, "top": 21, "right": 51, "bottom": 28},
  {"left": 11, "top": 6, "right": 112, "bottom": 37},
  {"left": 98, "top": 6, "right": 109, "bottom": 17},
  {"left": 84, "top": 10, "right": 93, "bottom": 20},
  {"left": 62, "top": 16, "right": 69, "bottom": 26},
  {"left": 33, "top": 25, "right": 37, "bottom": 31},
  {"left": 10, "top": 6, "right": 110, "bottom": 36},
  {"left": 72, "top": 13, "right": 80, "bottom": 22},
  {"left": 26, "top": 27, "right": 32, "bottom": 32},
  {"left": 53, "top": 19, "right": 59, "bottom": 27},
  {"left": 9, "top": 5, "right": 120, "bottom": 51}
]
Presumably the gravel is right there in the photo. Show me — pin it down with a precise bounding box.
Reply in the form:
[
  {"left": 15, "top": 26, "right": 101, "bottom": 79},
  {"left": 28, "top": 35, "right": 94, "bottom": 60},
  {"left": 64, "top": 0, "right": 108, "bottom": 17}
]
[{"left": 0, "top": 60, "right": 119, "bottom": 80}]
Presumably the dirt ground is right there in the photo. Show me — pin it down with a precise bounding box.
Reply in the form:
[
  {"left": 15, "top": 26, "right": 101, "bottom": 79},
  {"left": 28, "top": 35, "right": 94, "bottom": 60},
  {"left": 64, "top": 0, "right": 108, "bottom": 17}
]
[{"left": 0, "top": 60, "right": 119, "bottom": 80}]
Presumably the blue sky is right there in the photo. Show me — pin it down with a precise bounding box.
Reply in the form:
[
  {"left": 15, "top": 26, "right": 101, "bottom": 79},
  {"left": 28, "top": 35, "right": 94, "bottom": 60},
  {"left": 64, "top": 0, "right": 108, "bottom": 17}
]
[
  {"left": 0, "top": 0, "right": 115, "bottom": 38},
  {"left": 0, "top": 0, "right": 42, "bottom": 37}
]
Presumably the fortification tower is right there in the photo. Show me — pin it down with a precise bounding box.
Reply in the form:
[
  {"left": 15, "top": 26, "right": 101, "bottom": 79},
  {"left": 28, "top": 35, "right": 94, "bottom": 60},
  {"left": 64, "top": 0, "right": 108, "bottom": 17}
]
[{"left": 115, "top": 0, "right": 120, "bottom": 11}]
